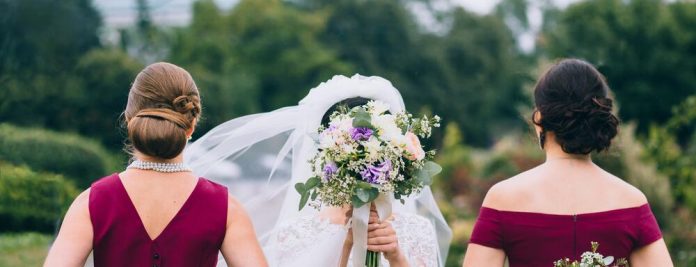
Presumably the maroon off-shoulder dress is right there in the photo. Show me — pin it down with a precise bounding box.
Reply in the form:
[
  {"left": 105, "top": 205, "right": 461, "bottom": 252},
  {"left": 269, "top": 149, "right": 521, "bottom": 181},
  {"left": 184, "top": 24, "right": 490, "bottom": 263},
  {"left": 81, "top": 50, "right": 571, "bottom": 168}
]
[
  {"left": 89, "top": 174, "right": 228, "bottom": 267},
  {"left": 469, "top": 204, "right": 662, "bottom": 267}
]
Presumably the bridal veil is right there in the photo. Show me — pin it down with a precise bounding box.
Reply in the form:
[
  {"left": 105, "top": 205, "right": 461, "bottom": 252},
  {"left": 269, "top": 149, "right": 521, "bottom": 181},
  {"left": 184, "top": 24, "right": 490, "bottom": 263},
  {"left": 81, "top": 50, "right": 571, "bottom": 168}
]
[{"left": 185, "top": 74, "right": 452, "bottom": 266}]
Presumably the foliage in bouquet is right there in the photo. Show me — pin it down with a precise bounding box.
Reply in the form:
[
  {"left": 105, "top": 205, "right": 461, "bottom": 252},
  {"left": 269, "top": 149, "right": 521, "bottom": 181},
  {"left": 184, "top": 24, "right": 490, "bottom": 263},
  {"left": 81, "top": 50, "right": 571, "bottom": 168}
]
[
  {"left": 295, "top": 101, "right": 442, "bottom": 210},
  {"left": 554, "top": 242, "right": 629, "bottom": 267}
]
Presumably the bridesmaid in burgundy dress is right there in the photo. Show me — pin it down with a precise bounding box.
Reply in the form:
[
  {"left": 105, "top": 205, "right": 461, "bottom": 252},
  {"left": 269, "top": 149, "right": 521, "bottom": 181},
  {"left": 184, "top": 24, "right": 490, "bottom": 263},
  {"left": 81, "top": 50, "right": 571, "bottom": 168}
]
[
  {"left": 463, "top": 59, "right": 673, "bottom": 267},
  {"left": 44, "top": 62, "right": 268, "bottom": 267}
]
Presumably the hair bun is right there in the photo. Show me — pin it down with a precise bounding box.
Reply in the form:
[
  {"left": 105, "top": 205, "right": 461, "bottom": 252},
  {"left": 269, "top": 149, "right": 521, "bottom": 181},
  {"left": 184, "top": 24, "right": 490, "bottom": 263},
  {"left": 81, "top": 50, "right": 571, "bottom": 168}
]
[
  {"left": 172, "top": 95, "right": 200, "bottom": 116},
  {"left": 533, "top": 58, "right": 620, "bottom": 154},
  {"left": 133, "top": 108, "right": 192, "bottom": 130}
]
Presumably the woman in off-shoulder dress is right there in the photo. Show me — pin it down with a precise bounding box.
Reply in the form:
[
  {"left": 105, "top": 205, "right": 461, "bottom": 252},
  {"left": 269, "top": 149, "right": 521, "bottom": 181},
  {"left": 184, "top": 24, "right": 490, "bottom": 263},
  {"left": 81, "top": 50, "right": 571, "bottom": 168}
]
[{"left": 463, "top": 59, "right": 673, "bottom": 267}]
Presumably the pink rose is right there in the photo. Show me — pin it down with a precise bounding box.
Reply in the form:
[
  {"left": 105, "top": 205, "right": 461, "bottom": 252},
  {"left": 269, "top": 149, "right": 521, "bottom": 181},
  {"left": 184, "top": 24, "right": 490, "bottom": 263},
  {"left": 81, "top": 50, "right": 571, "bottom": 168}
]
[{"left": 404, "top": 132, "right": 425, "bottom": 161}]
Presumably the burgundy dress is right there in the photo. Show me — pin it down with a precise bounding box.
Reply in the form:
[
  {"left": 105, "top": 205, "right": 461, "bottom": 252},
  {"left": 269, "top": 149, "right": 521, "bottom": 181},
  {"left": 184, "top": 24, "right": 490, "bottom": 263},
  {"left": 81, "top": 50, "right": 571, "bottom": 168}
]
[
  {"left": 469, "top": 204, "right": 662, "bottom": 267},
  {"left": 90, "top": 174, "right": 228, "bottom": 267}
]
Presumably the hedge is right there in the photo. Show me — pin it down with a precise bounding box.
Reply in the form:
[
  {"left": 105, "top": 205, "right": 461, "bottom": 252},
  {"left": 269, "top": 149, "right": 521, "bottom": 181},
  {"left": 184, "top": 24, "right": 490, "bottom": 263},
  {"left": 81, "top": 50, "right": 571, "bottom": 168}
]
[
  {"left": 0, "top": 124, "right": 121, "bottom": 188},
  {"left": 0, "top": 163, "right": 79, "bottom": 233}
]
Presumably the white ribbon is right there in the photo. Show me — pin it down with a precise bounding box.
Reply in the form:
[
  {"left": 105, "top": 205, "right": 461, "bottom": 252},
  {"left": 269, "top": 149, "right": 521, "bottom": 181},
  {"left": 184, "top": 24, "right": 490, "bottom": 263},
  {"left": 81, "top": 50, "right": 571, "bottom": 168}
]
[{"left": 351, "top": 194, "right": 392, "bottom": 267}]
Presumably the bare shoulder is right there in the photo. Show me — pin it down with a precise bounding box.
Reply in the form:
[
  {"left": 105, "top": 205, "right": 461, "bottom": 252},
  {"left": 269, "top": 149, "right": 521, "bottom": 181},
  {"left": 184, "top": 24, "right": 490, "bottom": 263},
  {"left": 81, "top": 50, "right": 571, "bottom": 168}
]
[
  {"left": 481, "top": 166, "right": 540, "bottom": 210},
  {"left": 61, "top": 188, "right": 92, "bottom": 225},
  {"left": 227, "top": 193, "right": 243, "bottom": 210},
  {"left": 70, "top": 188, "right": 91, "bottom": 213},
  {"left": 226, "top": 193, "right": 250, "bottom": 226},
  {"left": 603, "top": 171, "right": 649, "bottom": 207}
]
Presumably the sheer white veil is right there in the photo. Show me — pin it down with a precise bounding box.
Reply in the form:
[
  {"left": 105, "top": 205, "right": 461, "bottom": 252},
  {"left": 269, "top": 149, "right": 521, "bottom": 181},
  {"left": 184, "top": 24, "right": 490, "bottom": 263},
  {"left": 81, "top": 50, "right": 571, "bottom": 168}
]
[{"left": 185, "top": 74, "right": 452, "bottom": 266}]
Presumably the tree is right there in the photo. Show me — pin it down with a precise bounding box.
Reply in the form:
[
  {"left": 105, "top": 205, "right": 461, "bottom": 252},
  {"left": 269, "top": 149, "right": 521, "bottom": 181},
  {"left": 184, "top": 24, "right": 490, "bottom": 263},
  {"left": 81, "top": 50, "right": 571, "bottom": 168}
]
[
  {"left": 0, "top": 0, "right": 106, "bottom": 141},
  {"left": 119, "top": 0, "right": 170, "bottom": 64},
  {"left": 434, "top": 8, "right": 531, "bottom": 146},
  {"left": 169, "top": 0, "right": 351, "bottom": 134},
  {"left": 295, "top": 1, "right": 529, "bottom": 146},
  {"left": 72, "top": 49, "right": 144, "bottom": 148},
  {"left": 0, "top": 0, "right": 101, "bottom": 75},
  {"left": 540, "top": 0, "right": 696, "bottom": 133}
]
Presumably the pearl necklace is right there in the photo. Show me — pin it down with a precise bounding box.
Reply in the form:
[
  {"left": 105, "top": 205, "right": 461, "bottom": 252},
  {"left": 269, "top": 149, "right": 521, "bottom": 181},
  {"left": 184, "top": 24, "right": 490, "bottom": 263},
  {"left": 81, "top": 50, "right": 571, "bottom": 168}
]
[{"left": 127, "top": 160, "right": 192, "bottom": 173}]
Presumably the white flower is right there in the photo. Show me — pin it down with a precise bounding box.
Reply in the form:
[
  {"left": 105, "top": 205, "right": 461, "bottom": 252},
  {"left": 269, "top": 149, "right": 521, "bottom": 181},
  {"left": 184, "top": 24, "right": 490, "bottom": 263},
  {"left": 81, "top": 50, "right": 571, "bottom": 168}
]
[
  {"left": 389, "top": 134, "right": 408, "bottom": 150},
  {"left": 362, "top": 137, "right": 382, "bottom": 160},
  {"left": 319, "top": 132, "right": 336, "bottom": 149},
  {"left": 368, "top": 100, "right": 390, "bottom": 116},
  {"left": 372, "top": 114, "right": 402, "bottom": 141},
  {"left": 340, "top": 143, "right": 356, "bottom": 154},
  {"left": 336, "top": 116, "right": 353, "bottom": 131}
]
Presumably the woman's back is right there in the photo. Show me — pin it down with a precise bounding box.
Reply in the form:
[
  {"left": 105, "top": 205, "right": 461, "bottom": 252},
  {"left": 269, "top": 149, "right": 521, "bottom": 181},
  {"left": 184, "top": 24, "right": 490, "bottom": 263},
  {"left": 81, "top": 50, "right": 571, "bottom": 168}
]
[
  {"left": 470, "top": 161, "right": 662, "bottom": 267},
  {"left": 44, "top": 62, "right": 268, "bottom": 267},
  {"left": 463, "top": 59, "right": 672, "bottom": 267},
  {"left": 90, "top": 172, "right": 228, "bottom": 267}
]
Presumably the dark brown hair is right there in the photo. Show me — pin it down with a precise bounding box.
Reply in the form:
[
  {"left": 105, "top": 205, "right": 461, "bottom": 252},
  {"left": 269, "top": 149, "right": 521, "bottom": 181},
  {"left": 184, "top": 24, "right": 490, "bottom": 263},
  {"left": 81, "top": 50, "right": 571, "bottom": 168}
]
[
  {"left": 532, "top": 58, "right": 619, "bottom": 154},
  {"left": 124, "top": 62, "right": 202, "bottom": 159}
]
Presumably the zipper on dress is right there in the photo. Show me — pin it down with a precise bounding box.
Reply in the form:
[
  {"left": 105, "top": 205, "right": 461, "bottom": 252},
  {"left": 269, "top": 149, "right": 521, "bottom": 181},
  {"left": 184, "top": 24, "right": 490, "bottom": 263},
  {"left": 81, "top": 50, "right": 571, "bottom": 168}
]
[{"left": 573, "top": 214, "right": 578, "bottom": 259}]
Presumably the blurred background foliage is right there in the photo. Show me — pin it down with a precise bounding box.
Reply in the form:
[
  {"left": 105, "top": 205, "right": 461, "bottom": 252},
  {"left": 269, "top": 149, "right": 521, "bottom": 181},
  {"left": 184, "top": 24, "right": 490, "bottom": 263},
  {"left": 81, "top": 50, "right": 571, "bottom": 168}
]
[{"left": 0, "top": 0, "right": 694, "bottom": 266}]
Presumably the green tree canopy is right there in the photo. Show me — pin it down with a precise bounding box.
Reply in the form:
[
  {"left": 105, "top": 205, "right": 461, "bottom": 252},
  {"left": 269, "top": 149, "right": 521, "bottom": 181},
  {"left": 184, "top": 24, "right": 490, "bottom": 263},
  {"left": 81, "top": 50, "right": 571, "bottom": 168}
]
[{"left": 541, "top": 0, "right": 696, "bottom": 133}]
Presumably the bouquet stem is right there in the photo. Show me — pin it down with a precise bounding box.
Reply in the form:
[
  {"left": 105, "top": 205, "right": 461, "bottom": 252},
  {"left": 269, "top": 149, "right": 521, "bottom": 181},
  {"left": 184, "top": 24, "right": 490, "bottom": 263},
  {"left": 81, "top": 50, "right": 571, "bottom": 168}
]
[{"left": 366, "top": 250, "right": 380, "bottom": 267}]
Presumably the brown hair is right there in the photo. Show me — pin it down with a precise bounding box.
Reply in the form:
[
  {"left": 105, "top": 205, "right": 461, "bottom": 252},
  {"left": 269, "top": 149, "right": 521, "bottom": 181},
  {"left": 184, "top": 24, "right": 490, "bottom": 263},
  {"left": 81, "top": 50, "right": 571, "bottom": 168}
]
[
  {"left": 532, "top": 58, "right": 619, "bottom": 154},
  {"left": 124, "top": 62, "right": 202, "bottom": 159}
]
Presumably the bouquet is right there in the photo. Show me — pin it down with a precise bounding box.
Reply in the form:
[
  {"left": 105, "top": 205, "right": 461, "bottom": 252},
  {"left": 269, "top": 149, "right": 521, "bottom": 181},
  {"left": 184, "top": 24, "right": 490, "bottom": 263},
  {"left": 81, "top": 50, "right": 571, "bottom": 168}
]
[
  {"left": 554, "top": 242, "right": 629, "bottom": 267},
  {"left": 295, "top": 100, "right": 442, "bottom": 266}
]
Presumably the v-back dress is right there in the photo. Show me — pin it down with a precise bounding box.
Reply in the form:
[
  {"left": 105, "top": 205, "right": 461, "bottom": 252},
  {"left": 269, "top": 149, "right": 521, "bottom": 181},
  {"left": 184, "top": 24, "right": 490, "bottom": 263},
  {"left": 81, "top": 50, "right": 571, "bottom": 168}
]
[
  {"left": 469, "top": 204, "right": 662, "bottom": 267},
  {"left": 89, "top": 174, "right": 228, "bottom": 267}
]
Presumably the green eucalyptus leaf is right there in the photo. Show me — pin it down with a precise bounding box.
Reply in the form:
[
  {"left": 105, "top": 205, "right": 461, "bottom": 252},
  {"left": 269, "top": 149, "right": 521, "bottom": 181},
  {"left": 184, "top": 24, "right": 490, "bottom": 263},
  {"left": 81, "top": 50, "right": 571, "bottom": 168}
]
[
  {"left": 298, "top": 191, "right": 309, "bottom": 210},
  {"left": 311, "top": 190, "right": 318, "bottom": 201},
  {"left": 306, "top": 177, "right": 320, "bottom": 189},
  {"left": 356, "top": 181, "right": 373, "bottom": 190},
  {"left": 366, "top": 187, "right": 379, "bottom": 203},
  {"left": 356, "top": 187, "right": 371, "bottom": 202},
  {"left": 352, "top": 195, "right": 367, "bottom": 207},
  {"left": 295, "top": 182, "right": 306, "bottom": 193},
  {"left": 353, "top": 109, "right": 374, "bottom": 129},
  {"left": 414, "top": 161, "right": 442, "bottom": 185}
]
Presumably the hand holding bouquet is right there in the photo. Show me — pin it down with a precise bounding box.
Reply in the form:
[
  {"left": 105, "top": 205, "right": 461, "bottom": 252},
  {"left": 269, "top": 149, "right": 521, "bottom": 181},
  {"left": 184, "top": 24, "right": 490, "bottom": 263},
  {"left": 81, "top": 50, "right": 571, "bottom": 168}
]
[{"left": 295, "top": 100, "right": 441, "bottom": 266}]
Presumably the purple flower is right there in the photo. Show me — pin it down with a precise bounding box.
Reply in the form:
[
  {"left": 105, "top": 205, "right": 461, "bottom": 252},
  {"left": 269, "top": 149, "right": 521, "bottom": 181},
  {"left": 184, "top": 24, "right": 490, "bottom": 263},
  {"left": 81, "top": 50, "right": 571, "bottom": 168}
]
[
  {"left": 350, "top": 127, "right": 373, "bottom": 141},
  {"left": 360, "top": 160, "right": 392, "bottom": 184},
  {"left": 323, "top": 161, "right": 338, "bottom": 181}
]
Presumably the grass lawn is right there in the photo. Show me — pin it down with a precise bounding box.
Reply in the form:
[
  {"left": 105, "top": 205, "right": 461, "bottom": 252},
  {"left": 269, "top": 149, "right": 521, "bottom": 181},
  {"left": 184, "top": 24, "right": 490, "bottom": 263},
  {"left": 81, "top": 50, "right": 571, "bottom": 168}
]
[{"left": 0, "top": 232, "right": 51, "bottom": 267}]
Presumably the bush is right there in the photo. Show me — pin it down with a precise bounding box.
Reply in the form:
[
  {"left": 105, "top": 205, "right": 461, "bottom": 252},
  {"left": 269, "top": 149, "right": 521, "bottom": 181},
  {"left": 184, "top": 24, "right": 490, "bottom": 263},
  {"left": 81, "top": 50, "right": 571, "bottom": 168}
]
[
  {"left": 0, "top": 124, "right": 121, "bottom": 188},
  {"left": 0, "top": 163, "right": 79, "bottom": 233}
]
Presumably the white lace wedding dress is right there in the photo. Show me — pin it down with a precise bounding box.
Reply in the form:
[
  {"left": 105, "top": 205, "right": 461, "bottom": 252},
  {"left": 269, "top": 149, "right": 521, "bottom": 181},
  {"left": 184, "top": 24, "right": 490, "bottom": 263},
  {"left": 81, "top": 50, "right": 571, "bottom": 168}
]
[{"left": 268, "top": 213, "right": 439, "bottom": 267}]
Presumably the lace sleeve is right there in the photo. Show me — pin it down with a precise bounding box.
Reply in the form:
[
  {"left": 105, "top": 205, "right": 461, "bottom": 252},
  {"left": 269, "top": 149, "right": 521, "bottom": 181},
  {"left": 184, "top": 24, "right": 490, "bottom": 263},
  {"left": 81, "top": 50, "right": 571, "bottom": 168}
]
[{"left": 392, "top": 213, "right": 439, "bottom": 267}]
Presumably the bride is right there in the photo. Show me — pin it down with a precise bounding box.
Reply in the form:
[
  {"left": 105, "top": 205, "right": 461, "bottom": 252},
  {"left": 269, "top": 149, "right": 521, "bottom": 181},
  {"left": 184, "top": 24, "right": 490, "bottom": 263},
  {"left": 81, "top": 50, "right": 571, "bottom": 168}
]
[{"left": 185, "top": 74, "right": 452, "bottom": 266}]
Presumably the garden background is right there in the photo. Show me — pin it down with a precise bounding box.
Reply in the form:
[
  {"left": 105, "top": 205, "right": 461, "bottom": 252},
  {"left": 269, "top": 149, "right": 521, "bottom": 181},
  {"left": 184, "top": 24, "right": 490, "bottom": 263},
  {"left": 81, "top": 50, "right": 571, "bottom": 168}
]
[{"left": 0, "top": 0, "right": 695, "bottom": 266}]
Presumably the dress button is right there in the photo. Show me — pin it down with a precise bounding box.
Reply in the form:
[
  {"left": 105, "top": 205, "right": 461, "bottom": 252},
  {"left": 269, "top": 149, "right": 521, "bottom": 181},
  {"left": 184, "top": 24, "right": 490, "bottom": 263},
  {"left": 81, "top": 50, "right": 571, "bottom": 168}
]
[
  {"left": 153, "top": 265, "right": 158, "bottom": 267},
  {"left": 153, "top": 253, "right": 160, "bottom": 259}
]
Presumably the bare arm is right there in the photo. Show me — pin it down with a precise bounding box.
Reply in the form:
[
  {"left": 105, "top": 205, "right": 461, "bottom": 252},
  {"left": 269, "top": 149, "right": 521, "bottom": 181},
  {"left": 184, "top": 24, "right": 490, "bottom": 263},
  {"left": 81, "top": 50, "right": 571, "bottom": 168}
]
[
  {"left": 220, "top": 194, "right": 268, "bottom": 267},
  {"left": 462, "top": 182, "right": 507, "bottom": 267},
  {"left": 629, "top": 238, "right": 673, "bottom": 267},
  {"left": 43, "top": 189, "right": 93, "bottom": 267},
  {"left": 462, "top": 244, "right": 505, "bottom": 267}
]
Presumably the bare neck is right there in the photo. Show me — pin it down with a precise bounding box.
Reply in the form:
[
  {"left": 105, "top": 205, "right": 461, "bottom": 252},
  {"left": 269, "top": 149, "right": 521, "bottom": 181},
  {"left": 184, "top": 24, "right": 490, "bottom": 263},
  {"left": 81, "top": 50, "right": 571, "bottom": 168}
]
[
  {"left": 543, "top": 133, "right": 592, "bottom": 163},
  {"left": 133, "top": 151, "right": 185, "bottom": 163}
]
